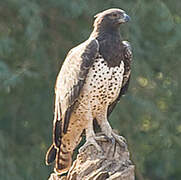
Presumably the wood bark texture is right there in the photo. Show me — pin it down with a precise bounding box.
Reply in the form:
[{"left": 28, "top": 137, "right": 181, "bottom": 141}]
[{"left": 48, "top": 134, "right": 135, "bottom": 180}]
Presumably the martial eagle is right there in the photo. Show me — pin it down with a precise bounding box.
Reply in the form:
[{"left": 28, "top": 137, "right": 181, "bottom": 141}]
[{"left": 46, "top": 8, "right": 132, "bottom": 175}]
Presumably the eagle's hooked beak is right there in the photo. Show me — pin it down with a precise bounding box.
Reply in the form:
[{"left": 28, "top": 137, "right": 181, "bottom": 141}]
[
  {"left": 118, "top": 13, "right": 130, "bottom": 23},
  {"left": 124, "top": 13, "right": 130, "bottom": 22}
]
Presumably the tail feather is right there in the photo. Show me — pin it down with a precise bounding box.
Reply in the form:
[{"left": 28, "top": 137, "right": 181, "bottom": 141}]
[
  {"left": 54, "top": 120, "right": 62, "bottom": 147},
  {"left": 45, "top": 144, "right": 57, "bottom": 165},
  {"left": 46, "top": 100, "right": 73, "bottom": 174},
  {"left": 55, "top": 143, "right": 72, "bottom": 175}
]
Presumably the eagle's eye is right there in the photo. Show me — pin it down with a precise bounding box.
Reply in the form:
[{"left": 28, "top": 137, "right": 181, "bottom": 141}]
[
  {"left": 112, "top": 13, "right": 118, "bottom": 17},
  {"left": 108, "top": 13, "right": 119, "bottom": 20},
  {"left": 112, "top": 13, "right": 118, "bottom": 18}
]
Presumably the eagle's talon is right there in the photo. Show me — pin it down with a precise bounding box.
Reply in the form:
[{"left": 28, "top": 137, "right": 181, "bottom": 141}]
[
  {"left": 112, "top": 132, "right": 127, "bottom": 149},
  {"left": 110, "top": 137, "right": 116, "bottom": 145},
  {"left": 99, "top": 132, "right": 127, "bottom": 156},
  {"left": 79, "top": 137, "right": 103, "bottom": 153},
  {"left": 95, "top": 134, "right": 110, "bottom": 142},
  {"left": 104, "top": 136, "right": 116, "bottom": 156}
]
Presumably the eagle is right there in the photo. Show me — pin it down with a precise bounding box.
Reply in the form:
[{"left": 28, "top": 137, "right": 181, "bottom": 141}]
[{"left": 46, "top": 8, "right": 132, "bottom": 175}]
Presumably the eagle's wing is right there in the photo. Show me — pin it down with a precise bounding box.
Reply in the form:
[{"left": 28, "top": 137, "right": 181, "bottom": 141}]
[
  {"left": 54, "top": 39, "right": 99, "bottom": 147},
  {"left": 107, "top": 41, "right": 132, "bottom": 117}
]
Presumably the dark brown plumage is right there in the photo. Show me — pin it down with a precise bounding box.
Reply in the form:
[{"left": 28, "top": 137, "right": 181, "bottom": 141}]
[{"left": 46, "top": 8, "right": 132, "bottom": 175}]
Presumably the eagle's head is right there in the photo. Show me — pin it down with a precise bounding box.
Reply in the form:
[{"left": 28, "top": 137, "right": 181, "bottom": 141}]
[{"left": 93, "top": 8, "right": 130, "bottom": 30}]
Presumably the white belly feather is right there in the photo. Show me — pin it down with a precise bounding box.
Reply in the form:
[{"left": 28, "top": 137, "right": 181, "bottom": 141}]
[{"left": 76, "top": 57, "right": 124, "bottom": 117}]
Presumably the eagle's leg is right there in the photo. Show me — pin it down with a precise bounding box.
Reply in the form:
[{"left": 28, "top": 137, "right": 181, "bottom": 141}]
[
  {"left": 111, "top": 131, "right": 127, "bottom": 147},
  {"left": 97, "top": 112, "right": 127, "bottom": 150},
  {"left": 102, "top": 121, "right": 126, "bottom": 148},
  {"left": 79, "top": 117, "right": 103, "bottom": 153}
]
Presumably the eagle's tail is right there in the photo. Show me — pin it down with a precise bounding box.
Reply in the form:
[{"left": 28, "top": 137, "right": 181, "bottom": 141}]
[
  {"left": 45, "top": 143, "right": 72, "bottom": 175},
  {"left": 45, "top": 119, "right": 62, "bottom": 165},
  {"left": 54, "top": 143, "right": 72, "bottom": 175}
]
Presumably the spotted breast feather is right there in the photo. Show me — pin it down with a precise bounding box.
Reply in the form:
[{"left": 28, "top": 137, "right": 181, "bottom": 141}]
[{"left": 107, "top": 40, "right": 132, "bottom": 116}]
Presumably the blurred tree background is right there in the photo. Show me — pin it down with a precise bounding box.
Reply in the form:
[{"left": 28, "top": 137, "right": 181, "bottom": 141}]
[{"left": 0, "top": 0, "right": 181, "bottom": 179}]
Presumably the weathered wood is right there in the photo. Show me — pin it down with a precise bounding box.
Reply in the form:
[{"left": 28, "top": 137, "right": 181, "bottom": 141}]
[{"left": 48, "top": 134, "right": 134, "bottom": 180}]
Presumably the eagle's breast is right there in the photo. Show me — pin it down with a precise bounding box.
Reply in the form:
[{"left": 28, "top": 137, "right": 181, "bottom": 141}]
[{"left": 75, "top": 54, "right": 124, "bottom": 117}]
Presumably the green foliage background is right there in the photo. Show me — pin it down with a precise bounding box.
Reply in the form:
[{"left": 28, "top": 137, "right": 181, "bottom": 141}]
[{"left": 0, "top": 0, "right": 181, "bottom": 179}]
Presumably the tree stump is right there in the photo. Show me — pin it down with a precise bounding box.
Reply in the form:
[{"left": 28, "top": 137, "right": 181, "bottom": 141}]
[{"left": 48, "top": 134, "right": 134, "bottom": 180}]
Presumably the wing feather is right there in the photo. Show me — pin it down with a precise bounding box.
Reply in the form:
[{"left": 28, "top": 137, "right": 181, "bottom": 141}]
[{"left": 53, "top": 39, "right": 99, "bottom": 147}]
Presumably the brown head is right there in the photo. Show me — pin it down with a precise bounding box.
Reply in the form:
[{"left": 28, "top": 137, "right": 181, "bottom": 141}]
[{"left": 93, "top": 8, "right": 130, "bottom": 34}]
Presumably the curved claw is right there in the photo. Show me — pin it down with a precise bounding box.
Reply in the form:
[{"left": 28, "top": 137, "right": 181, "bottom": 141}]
[
  {"left": 98, "top": 132, "right": 127, "bottom": 156},
  {"left": 112, "top": 132, "right": 127, "bottom": 149},
  {"left": 79, "top": 137, "right": 103, "bottom": 153},
  {"left": 94, "top": 133, "right": 117, "bottom": 156}
]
